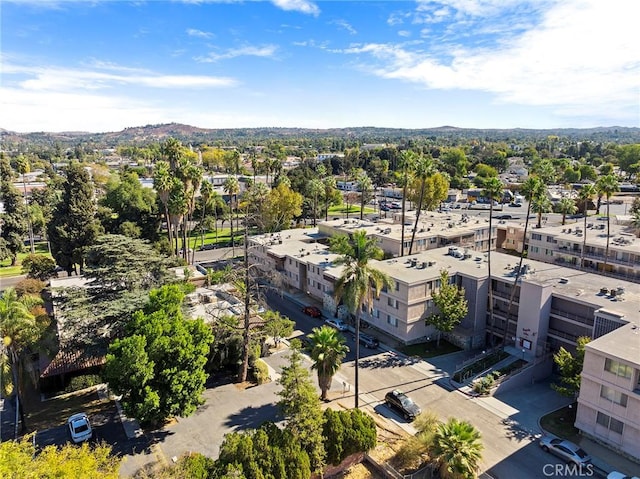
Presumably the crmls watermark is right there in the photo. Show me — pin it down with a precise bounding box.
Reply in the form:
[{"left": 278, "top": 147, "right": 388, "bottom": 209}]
[{"left": 543, "top": 463, "right": 595, "bottom": 477}]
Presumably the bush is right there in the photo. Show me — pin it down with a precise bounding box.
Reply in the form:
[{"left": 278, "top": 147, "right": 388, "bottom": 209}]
[
  {"left": 21, "top": 254, "right": 57, "bottom": 281},
  {"left": 472, "top": 373, "right": 496, "bottom": 395},
  {"left": 65, "top": 374, "right": 103, "bottom": 393},
  {"left": 252, "top": 359, "right": 270, "bottom": 385},
  {"left": 15, "top": 278, "right": 46, "bottom": 296}
]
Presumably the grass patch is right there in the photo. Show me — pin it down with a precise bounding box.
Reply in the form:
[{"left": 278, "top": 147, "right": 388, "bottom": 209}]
[
  {"left": 452, "top": 350, "right": 510, "bottom": 383},
  {"left": 399, "top": 339, "right": 461, "bottom": 359},
  {"left": 496, "top": 358, "right": 527, "bottom": 376},
  {"left": 540, "top": 404, "right": 580, "bottom": 443},
  {"left": 0, "top": 243, "right": 51, "bottom": 278}
]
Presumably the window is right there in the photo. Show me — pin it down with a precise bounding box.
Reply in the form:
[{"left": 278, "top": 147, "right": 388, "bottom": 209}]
[
  {"left": 546, "top": 235, "right": 555, "bottom": 243},
  {"left": 387, "top": 297, "right": 398, "bottom": 309},
  {"left": 605, "top": 359, "right": 633, "bottom": 379},
  {"left": 395, "top": 282, "right": 400, "bottom": 291},
  {"left": 530, "top": 246, "right": 539, "bottom": 253},
  {"left": 532, "top": 233, "right": 542, "bottom": 241},
  {"left": 600, "top": 386, "right": 628, "bottom": 407},
  {"left": 387, "top": 315, "right": 398, "bottom": 327},
  {"left": 596, "top": 412, "right": 624, "bottom": 434}
]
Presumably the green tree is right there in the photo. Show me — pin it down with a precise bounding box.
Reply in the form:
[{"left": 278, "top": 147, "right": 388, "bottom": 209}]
[
  {"left": 103, "top": 284, "right": 213, "bottom": 426},
  {"left": 15, "top": 155, "right": 35, "bottom": 254},
  {"left": 263, "top": 310, "right": 295, "bottom": 348},
  {"left": 47, "top": 162, "right": 102, "bottom": 275},
  {"left": 578, "top": 184, "right": 597, "bottom": 269},
  {"left": 330, "top": 230, "right": 393, "bottom": 408},
  {"left": 399, "top": 150, "right": 417, "bottom": 257},
  {"left": 531, "top": 194, "right": 552, "bottom": 229},
  {"left": 408, "top": 154, "right": 436, "bottom": 255},
  {"left": 277, "top": 348, "right": 325, "bottom": 472},
  {"left": 308, "top": 325, "right": 349, "bottom": 401},
  {"left": 0, "top": 437, "right": 120, "bottom": 479},
  {"left": 482, "top": 176, "right": 503, "bottom": 347},
  {"left": 263, "top": 182, "right": 303, "bottom": 232},
  {"left": 426, "top": 270, "right": 468, "bottom": 347},
  {"left": 617, "top": 144, "right": 640, "bottom": 178},
  {"left": 0, "top": 158, "right": 28, "bottom": 266},
  {"left": 596, "top": 174, "right": 620, "bottom": 273},
  {"left": 223, "top": 176, "right": 240, "bottom": 255},
  {"left": 356, "top": 170, "right": 373, "bottom": 221},
  {"left": 555, "top": 197, "right": 577, "bottom": 225},
  {"left": 20, "top": 254, "right": 57, "bottom": 281},
  {"left": 322, "top": 408, "right": 377, "bottom": 466},
  {"left": 552, "top": 336, "right": 591, "bottom": 398},
  {"left": 153, "top": 160, "right": 175, "bottom": 251},
  {"left": 432, "top": 418, "right": 483, "bottom": 479},
  {"left": 308, "top": 178, "right": 324, "bottom": 227}
]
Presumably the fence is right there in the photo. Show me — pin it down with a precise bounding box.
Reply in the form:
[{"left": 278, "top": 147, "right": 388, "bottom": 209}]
[{"left": 364, "top": 453, "right": 435, "bottom": 479}]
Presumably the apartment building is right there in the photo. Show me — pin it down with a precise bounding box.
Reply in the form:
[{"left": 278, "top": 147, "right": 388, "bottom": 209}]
[{"left": 576, "top": 324, "right": 640, "bottom": 460}]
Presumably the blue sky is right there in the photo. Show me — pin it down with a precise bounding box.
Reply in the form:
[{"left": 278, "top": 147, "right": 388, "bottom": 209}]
[{"left": 1, "top": 0, "right": 638, "bottom": 133}]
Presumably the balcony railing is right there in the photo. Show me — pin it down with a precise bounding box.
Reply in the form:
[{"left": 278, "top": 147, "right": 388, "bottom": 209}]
[
  {"left": 549, "top": 308, "right": 594, "bottom": 327},
  {"left": 547, "top": 327, "right": 578, "bottom": 343}
]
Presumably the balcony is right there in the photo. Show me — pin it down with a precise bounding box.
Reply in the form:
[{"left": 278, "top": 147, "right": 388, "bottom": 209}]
[
  {"left": 547, "top": 327, "right": 579, "bottom": 344},
  {"left": 549, "top": 308, "right": 594, "bottom": 327}
]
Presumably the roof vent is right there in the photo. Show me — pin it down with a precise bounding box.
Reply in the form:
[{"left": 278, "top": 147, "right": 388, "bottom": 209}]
[{"left": 559, "top": 278, "right": 569, "bottom": 284}]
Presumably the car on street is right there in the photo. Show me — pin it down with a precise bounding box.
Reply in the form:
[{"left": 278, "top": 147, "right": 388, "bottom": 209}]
[
  {"left": 67, "top": 413, "right": 93, "bottom": 443},
  {"left": 493, "top": 214, "right": 512, "bottom": 220},
  {"left": 356, "top": 333, "right": 379, "bottom": 349},
  {"left": 384, "top": 390, "right": 421, "bottom": 421},
  {"left": 325, "top": 318, "right": 348, "bottom": 331},
  {"left": 608, "top": 472, "right": 640, "bottom": 479},
  {"left": 508, "top": 202, "right": 522, "bottom": 207},
  {"left": 302, "top": 306, "right": 322, "bottom": 318},
  {"left": 539, "top": 437, "right": 591, "bottom": 466}
]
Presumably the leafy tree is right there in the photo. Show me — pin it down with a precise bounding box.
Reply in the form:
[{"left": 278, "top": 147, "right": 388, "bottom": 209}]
[
  {"left": 426, "top": 270, "right": 468, "bottom": 347},
  {"left": 47, "top": 162, "right": 102, "bottom": 275},
  {"left": 552, "top": 336, "right": 591, "bottom": 398},
  {"left": 153, "top": 160, "right": 175, "bottom": 251},
  {"left": 482, "top": 176, "right": 503, "bottom": 347},
  {"left": 432, "top": 418, "right": 483, "bottom": 479},
  {"left": 307, "top": 178, "right": 324, "bottom": 226},
  {"left": 356, "top": 170, "right": 373, "bottom": 220},
  {"left": 0, "top": 437, "right": 120, "bottom": 478},
  {"left": 578, "top": 184, "right": 598, "bottom": 269},
  {"left": 555, "top": 197, "right": 577, "bottom": 225},
  {"left": 0, "top": 158, "right": 28, "bottom": 266},
  {"left": 330, "top": 230, "right": 393, "bottom": 408},
  {"left": 323, "top": 408, "right": 377, "bottom": 465},
  {"left": 21, "top": 254, "right": 57, "bottom": 281},
  {"left": 617, "top": 144, "right": 640, "bottom": 178},
  {"left": 263, "top": 310, "right": 294, "bottom": 348},
  {"left": 308, "top": 325, "right": 349, "bottom": 400},
  {"left": 277, "top": 349, "right": 325, "bottom": 471},
  {"left": 103, "top": 284, "right": 213, "bottom": 426},
  {"left": 263, "top": 182, "right": 303, "bottom": 232},
  {"left": 408, "top": 154, "right": 436, "bottom": 255},
  {"left": 596, "top": 174, "right": 620, "bottom": 272}
]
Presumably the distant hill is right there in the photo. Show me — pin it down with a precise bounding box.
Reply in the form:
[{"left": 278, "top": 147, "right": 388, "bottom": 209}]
[{"left": 1, "top": 123, "right": 639, "bottom": 149}]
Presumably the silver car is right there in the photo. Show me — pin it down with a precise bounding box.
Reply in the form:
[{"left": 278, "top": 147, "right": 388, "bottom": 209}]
[{"left": 539, "top": 436, "right": 591, "bottom": 466}]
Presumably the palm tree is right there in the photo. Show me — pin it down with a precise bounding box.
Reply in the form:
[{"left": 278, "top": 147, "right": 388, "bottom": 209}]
[
  {"left": 399, "top": 150, "right": 417, "bottom": 257},
  {"left": 0, "top": 288, "right": 43, "bottom": 436},
  {"left": 178, "top": 159, "right": 203, "bottom": 263},
  {"left": 556, "top": 197, "right": 577, "bottom": 226},
  {"left": 356, "top": 171, "right": 372, "bottom": 221},
  {"left": 408, "top": 154, "right": 435, "bottom": 255},
  {"left": 223, "top": 176, "right": 240, "bottom": 256},
  {"left": 308, "top": 178, "right": 324, "bottom": 227},
  {"left": 481, "top": 177, "right": 503, "bottom": 347},
  {"left": 631, "top": 210, "right": 640, "bottom": 238},
  {"left": 596, "top": 175, "right": 620, "bottom": 273},
  {"left": 330, "top": 230, "right": 393, "bottom": 408},
  {"left": 432, "top": 418, "right": 483, "bottom": 479},
  {"left": 15, "top": 155, "right": 35, "bottom": 254},
  {"left": 153, "top": 160, "right": 174, "bottom": 251},
  {"left": 308, "top": 325, "right": 349, "bottom": 400},
  {"left": 196, "top": 180, "right": 214, "bottom": 251},
  {"left": 531, "top": 195, "right": 553, "bottom": 229},
  {"left": 578, "top": 184, "right": 597, "bottom": 269}
]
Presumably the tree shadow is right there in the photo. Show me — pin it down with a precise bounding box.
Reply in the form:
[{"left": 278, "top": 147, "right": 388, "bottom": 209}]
[
  {"left": 223, "top": 402, "right": 281, "bottom": 430},
  {"left": 359, "top": 352, "right": 422, "bottom": 369}
]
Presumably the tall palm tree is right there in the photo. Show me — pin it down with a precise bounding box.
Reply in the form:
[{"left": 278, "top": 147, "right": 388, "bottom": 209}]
[
  {"left": 501, "top": 176, "right": 545, "bottom": 347},
  {"left": 408, "top": 154, "right": 435, "bottom": 255},
  {"left": 330, "top": 230, "right": 393, "bottom": 408},
  {"left": 399, "top": 150, "right": 417, "bottom": 257},
  {"left": 556, "top": 197, "right": 577, "bottom": 226},
  {"left": 223, "top": 176, "right": 240, "bottom": 257},
  {"left": 531, "top": 195, "right": 553, "bottom": 229},
  {"left": 153, "top": 160, "right": 174, "bottom": 251},
  {"left": 432, "top": 418, "right": 483, "bottom": 479},
  {"left": 178, "top": 159, "right": 203, "bottom": 263},
  {"left": 0, "top": 288, "right": 43, "bottom": 436},
  {"left": 596, "top": 175, "right": 620, "bottom": 273},
  {"left": 578, "top": 184, "right": 597, "bottom": 269},
  {"left": 308, "top": 178, "right": 324, "bottom": 227},
  {"left": 481, "top": 177, "right": 503, "bottom": 347},
  {"left": 196, "top": 180, "right": 214, "bottom": 251},
  {"left": 308, "top": 325, "right": 349, "bottom": 401},
  {"left": 15, "top": 155, "right": 35, "bottom": 254},
  {"left": 356, "top": 171, "right": 372, "bottom": 221}
]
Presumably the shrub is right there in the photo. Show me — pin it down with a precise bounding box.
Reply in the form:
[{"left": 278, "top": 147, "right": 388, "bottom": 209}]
[
  {"left": 21, "top": 254, "right": 57, "bottom": 281},
  {"left": 15, "top": 278, "right": 46, "bottom": 296},
  {"left": 252, "top": 359, "right": 270, "bottom": 385},
  {"left": 65, "top": 374, "right": 102, "bottom": 393},
  {"left": 472, "top": 374, "right": 495, "bottom": 395}
]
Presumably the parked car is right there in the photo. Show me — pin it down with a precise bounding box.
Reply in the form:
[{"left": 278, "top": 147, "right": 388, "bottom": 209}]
[
  {"left": 493, "top": 214, "right": 512, "bottom": 220},
  {"left": 357, "top": 333, "right": 379, "bottom": 349},
  {"left": 384, "top": 390, "right": 421, "bottom": 421},
  {"left": 539, "top": 437, "right": 591, "bottom": 466},
  {"left": 302, "top": 306, "right": 322, "bottom": 318},
  {"left": 67, "top": 413, "right": 93, "bottom": 443},
  {"left": 325, "top": 318, "right": 348, "bottom": 331},
  {"left": 608, "top": 472, "right": 640, "bottom": 479},
  {"left": 508, "top": 202, "right": 522, "bottom": 207}
]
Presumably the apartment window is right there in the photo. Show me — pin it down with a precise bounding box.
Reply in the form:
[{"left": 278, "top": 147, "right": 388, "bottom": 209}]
[
  {"left": 532, "top": 233, "right": 542, "bottom": 241},
  {"left": 530, "top": 246, "right": 539, "bottom": 253},
  {"left": 605, "top": 359, "right": 633, "bottom": 379},
  {"left": 387, "top": 315, "right": 398, "bottom": 327},
  {"left": 395, "top": 282, "right": 400, "bottom": 292},
  {"left": 600, "top": 386, "right": 628, "bottom": 407},
  {"left": 596, "top": 412, "right": 624, "bottom": 434},
  {"left": 387, "top": 297, "right": 398, "bottom": 309},
  {"left": 546, "top": 235, "right": 555, "bottom": 243}
]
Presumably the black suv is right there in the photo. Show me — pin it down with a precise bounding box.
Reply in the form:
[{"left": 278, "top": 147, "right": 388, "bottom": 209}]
[
  {"left": 358, "top": 333, "right": 379, "bottom": 349},
  {"left": 384, "top": 390, "right": 421, "bottom": 421}
]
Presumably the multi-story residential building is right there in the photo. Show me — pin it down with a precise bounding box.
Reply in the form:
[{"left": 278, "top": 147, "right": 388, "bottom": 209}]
[{"left": 576, "top": 323, "right": 640, "bottom": 460}]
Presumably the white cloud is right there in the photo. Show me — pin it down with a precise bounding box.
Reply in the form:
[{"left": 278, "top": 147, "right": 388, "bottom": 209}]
[
  {"left": 332, "top": 19, "right": 357, "bottom": 35},
  {"left": 341, "top": 0, "right": 640, "bottom": 123},
  {"left": 271, "top": 0, "right": 319, "bottom": 16},
  {"left": 195, "top": 45, "right": 278, "bottom": 62},
  {"left": 186, "top": 28, "right": 214, "bottom": 39}
]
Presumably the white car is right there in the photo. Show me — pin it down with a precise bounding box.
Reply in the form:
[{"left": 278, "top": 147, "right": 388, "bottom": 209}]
[
  {"left": 67, "top": 413, "right": 93, "bottom": 443},
  {"left": 325, "top": 318, "right": 348, "bottom": 332},
  {"left": 608, "top": 473, "right": 640, "bottom": 479}
]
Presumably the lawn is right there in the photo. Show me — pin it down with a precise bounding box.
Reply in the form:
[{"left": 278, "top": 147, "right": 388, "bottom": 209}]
[
  {"left": 540, "top": 403, "right": 580, "bottom": 443},
  {"left": 0, "top": 243, "right": 51, "bottom": 278},
  {"left": 399, "top": 339, "right": 462, "bottom": 359}
]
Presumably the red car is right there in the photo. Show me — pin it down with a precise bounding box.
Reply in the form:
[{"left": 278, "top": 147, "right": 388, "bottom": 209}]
[{"left": 302, "top": 306, "right": 322, "bottom": 318}]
